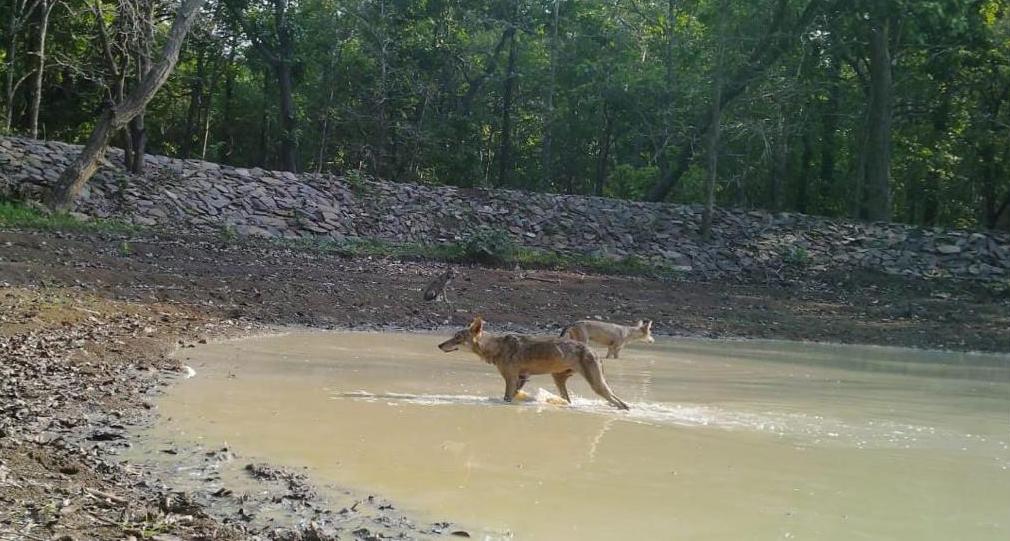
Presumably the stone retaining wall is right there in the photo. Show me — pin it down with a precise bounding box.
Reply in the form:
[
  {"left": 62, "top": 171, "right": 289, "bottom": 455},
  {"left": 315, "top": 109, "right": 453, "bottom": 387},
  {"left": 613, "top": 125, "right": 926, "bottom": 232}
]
[{"left": 2, "top": 136, "right": 1008, "bottom": 281}]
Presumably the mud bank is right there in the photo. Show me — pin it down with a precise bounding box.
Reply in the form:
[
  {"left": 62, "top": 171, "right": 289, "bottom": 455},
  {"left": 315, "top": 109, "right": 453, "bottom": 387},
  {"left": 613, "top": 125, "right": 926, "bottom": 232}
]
[{"left": 0, "top": 289, "right": 460, "bottom": 540}]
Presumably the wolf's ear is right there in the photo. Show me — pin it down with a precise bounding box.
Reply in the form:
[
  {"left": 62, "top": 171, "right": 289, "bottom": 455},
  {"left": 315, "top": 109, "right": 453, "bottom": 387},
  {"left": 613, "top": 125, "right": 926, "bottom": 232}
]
[
  {"left": 644, "top": 320, "right": 652, "bottom": 330},
  {"left": 469, "top": 316, "right": 484, "bottom": 334},
  {"left": 635, "top": 320, "right": 644, "bottom": 327}
]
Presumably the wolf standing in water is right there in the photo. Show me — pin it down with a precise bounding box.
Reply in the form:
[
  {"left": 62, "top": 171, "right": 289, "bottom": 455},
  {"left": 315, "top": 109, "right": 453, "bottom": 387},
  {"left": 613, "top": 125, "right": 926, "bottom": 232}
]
[
  {"left": 438, "top": 317, "right": 630, "bottom": 410},
  {"left": 561, "top": 320, "right": 655, "bottom": 359}
]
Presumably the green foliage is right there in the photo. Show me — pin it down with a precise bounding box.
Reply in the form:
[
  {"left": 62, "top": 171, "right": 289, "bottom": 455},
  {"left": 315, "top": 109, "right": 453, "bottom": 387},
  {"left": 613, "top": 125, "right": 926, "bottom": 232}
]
[
  {"left": 219, "top": 224, "right": 239, "bottom": 241},
  {"left": 3, "top": 0, "right": 1010, "bottom": 231},
  {"left": 459, "top": 227, "right": 518, "bottom": 267},
  {"left": 343, "top": 169, "right": 372, "bottom": 195},
  {"left": 0, "top": 201, "right": 135, "bottom": 233},
  {"left": 781, "top": 245, "right": 811, "bottom": 268}
]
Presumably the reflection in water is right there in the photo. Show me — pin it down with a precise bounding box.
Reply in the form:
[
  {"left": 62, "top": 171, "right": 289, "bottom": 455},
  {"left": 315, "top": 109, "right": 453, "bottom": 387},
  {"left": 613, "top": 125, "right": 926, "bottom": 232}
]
[{"left": 141, "top": 332, "right": 1010, "bottom": 541}]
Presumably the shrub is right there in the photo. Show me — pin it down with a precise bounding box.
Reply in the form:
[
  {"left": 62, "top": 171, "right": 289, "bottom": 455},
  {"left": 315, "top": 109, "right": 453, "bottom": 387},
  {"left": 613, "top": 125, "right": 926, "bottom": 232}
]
[{"left": 460, "top": 227, "right": 517, "bottom": 267}]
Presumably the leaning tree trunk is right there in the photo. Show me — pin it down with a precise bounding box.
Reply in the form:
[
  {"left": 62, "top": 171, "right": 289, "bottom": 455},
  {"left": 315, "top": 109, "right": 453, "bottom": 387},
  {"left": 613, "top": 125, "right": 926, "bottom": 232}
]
[
  {"left": 863, "top": 16, "right": 893, "bottom": 222},
  {"left": 47, "top": 0, "right": 206, "bottom": 210}
]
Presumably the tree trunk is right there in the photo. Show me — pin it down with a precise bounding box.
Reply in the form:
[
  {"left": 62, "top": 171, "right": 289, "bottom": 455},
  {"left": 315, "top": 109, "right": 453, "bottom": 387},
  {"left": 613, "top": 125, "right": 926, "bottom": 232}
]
[
  {"left": 258, "top": 67, "right": 270, "bottom": 168},
  {"left": 4, "top": 1, "right": 22, "bottom": 133},
  {"left": 127, "top": 116, "right": 146, "bottom": 173},
  {"left": 497, "top": 11, "right": 518, "bottom": 187},
  {"left": 47, "top": 0, "right": 206, "bottom": 210},
  {"left": 818, "top": 54, "right": 840, "bottom": 199},
  {"left": 29, "top": 0, "right": 52, "bottom": 138},
  {"left": 4, "top": 0, "right": 41, "bottom": 132},
  {"left": 181, "top": 48, "right": 206, "bottom": 158},
  {"left": 796, "top": 129, "right": 813, "bottom": 213},
  {"left": 702, "top": 1, "right": 727, "bottom": 239},
  {"left": 276, "top": 61, "right": 297, "bottom": 172},
  {"left": 594, "top": 102, "right": 613, "bottom": 196},
  {"left": 130, "top": 0, "right": 156, "bottom": 174},
  {"left": 540, "top": 0, "right": 559, "bottom": 190},
  {"left": 769, "top": 111, "right": 787, "bottom": 212},
  {"left": 221, "top": 41, "right": 237, "bottom": 160},
  {"left": 863, "top": 16, "right": 893, "bottom": 222}
]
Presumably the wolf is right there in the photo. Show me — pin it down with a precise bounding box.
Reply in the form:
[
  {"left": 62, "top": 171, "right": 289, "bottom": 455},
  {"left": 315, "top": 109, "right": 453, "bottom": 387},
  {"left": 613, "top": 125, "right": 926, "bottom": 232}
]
[
  {"left": 438, "top": 317, "right": 629, "bottom": 410},
  {"left": 561, "top": 320, "right": 654, "bottom": 359}
]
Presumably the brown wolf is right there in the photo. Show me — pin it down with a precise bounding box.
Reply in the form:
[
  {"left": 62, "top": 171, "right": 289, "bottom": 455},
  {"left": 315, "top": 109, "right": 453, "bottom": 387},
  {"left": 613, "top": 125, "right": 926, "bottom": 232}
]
[
  {"left": 438, "top": 317, "right": 629, "bottom": 410},
  {"left": 561, "top": 320, "right": 654, "bottom": 359}
]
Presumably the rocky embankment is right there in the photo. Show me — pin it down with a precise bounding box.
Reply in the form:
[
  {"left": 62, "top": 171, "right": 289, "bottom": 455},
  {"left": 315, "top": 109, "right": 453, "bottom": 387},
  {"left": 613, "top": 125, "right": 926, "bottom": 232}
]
[{"left": 2, "top": 136, "right": 1008, "bottom": 281}]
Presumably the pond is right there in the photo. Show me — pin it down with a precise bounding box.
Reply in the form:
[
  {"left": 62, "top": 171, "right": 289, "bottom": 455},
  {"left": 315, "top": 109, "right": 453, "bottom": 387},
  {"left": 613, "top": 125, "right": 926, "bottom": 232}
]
[{"left": 137, "top": 331, "right": 1010, "bottom": 540}]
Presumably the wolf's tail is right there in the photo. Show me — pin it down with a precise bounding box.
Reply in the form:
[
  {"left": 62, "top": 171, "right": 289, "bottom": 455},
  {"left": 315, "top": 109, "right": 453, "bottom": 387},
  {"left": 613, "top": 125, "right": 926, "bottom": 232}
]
[{"left": 559, "top": 325, "right": 569, "bottom": 338}]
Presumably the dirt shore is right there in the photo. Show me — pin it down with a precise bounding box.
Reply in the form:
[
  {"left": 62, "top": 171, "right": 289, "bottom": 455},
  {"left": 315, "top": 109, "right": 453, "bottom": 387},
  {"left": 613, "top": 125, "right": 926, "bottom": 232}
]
[{"left": 2, "top": 227, "right": 1009, "bottom": 540}]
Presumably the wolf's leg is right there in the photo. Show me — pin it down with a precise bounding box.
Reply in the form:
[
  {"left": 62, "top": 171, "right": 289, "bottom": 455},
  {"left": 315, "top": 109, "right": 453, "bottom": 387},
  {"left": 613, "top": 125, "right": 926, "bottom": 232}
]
[
  {"left": 552, "top": 371, "right": 573, "bottom": 403},
  {"left": 503, "top": 372, "right": 520, "bottom": 403},
  {"left": 580, "top": 357, "right": 629, "bottom": 410},
  {"left": 516, "top": 373, "right": 530, "bottom": 392},
  {"left": 606, "top": 345, "right": 618, "bottom": 359}
]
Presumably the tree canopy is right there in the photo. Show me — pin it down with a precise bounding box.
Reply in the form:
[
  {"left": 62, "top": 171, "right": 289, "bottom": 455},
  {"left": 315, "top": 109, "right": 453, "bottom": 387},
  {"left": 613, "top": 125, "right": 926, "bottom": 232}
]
[{"left": 3, "top": 0, "right": 1009, "bottom": 229}]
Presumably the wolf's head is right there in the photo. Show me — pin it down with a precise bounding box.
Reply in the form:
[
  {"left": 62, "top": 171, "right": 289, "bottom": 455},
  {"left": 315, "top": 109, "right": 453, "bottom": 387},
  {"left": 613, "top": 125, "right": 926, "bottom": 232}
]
[
  {"left": 438, "top": 316, "right": 484, "bottom": 353},
  {"left": 636, "top": 320, "right": 655, "bottom": 343}
]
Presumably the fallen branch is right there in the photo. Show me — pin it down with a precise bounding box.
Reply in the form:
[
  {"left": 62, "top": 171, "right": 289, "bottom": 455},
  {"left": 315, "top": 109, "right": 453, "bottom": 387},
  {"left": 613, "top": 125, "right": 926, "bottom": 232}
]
[{"left": 84, "top": 487, "right": 127, "bottom": 506}]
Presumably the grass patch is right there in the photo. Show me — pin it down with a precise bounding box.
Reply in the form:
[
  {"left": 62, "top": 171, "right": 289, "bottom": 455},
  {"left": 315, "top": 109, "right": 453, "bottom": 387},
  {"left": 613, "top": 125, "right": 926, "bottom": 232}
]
[{"left": 0, "top": 200, "right": 136, "bottom": 233}]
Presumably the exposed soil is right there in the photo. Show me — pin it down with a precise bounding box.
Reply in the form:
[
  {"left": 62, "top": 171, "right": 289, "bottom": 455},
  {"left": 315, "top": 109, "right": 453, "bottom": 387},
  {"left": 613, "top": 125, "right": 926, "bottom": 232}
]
[
  {"left": 1, "top": 226, "right": 1008, "bottom": 540},
  {"left": 3, "top": 228, "right": 1008, "bottom": 351}
]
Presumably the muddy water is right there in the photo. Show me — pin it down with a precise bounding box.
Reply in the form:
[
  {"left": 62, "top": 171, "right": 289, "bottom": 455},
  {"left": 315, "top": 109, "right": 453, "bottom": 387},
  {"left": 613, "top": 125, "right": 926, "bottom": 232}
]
[{"left": 149, "top": 332, "right": 1009, "bottom": 540}]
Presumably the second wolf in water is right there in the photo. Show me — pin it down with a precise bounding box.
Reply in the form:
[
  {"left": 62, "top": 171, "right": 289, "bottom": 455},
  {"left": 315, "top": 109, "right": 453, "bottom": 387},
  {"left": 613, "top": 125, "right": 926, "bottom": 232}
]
[{"left": 561, "top": 320, "right": 654, "bottom": 359}]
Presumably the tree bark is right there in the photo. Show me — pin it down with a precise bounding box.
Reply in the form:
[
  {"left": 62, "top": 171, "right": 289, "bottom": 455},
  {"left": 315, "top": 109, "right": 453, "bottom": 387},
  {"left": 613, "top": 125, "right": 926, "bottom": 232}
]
[
  {"left": 594, "top": 102, "right": 613, "bottom": 196},
  {"left": 4, "top": 5, "right": 19, "bottom": 132},
  {"left": 227, "top": 0, "right": 299, "bottom": 171},
  {"left": 181, "top": 47, "right": 206, "bottom": 158},
  {"left": 29, "top": 0, "right": 53, "bottom": 139},
  {"left": 47, "top": 0, "right": 206, "bottom": 210},
  {"left": 497, "top": 9, "right": 518, "bottom": 187},
  {"left": 221, "top": 40, "right": 237, "bottom": 160},
  {"left": 126, "top": 0, "right": 156, "bottom": 174},
  {"left": 769, "top": 110, "right": 787, "bottom": 212},
  {"left": 5, "top": 0, "right": 43, "bottom": 132},
  {"left": 540, "top": 0, "right": 559, "bottom": 190},
  {"left": 818, "top": 55, "right": 840, "bottom": 199},
  {"left": 796, "top": 128, "right": 813, "bottom": 213},
  {"left": 276, "top": 61, "right": 297, "bottom": 172},
  {"left": 863, "top": 16, "right": 893, "bottom": 222},
  {"left": 257, "top": 67, "right": 270, "bottom": 168},
  {"left": 702, "top": 0, "right": 727, "bottom": 239}
]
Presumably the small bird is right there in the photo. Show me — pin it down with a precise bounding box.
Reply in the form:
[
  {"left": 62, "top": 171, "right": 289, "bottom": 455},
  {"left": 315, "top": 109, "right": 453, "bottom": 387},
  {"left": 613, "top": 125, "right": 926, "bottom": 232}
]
[{"left": 423, "top": 267, "right": 457, "bottom": 303}]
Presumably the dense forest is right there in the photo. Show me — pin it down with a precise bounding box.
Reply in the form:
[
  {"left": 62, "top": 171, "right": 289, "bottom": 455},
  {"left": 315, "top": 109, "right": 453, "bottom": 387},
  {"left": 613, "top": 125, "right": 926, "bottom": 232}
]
[{"left": 2, "top": 0, "right": 1009, "bottom": 228}]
